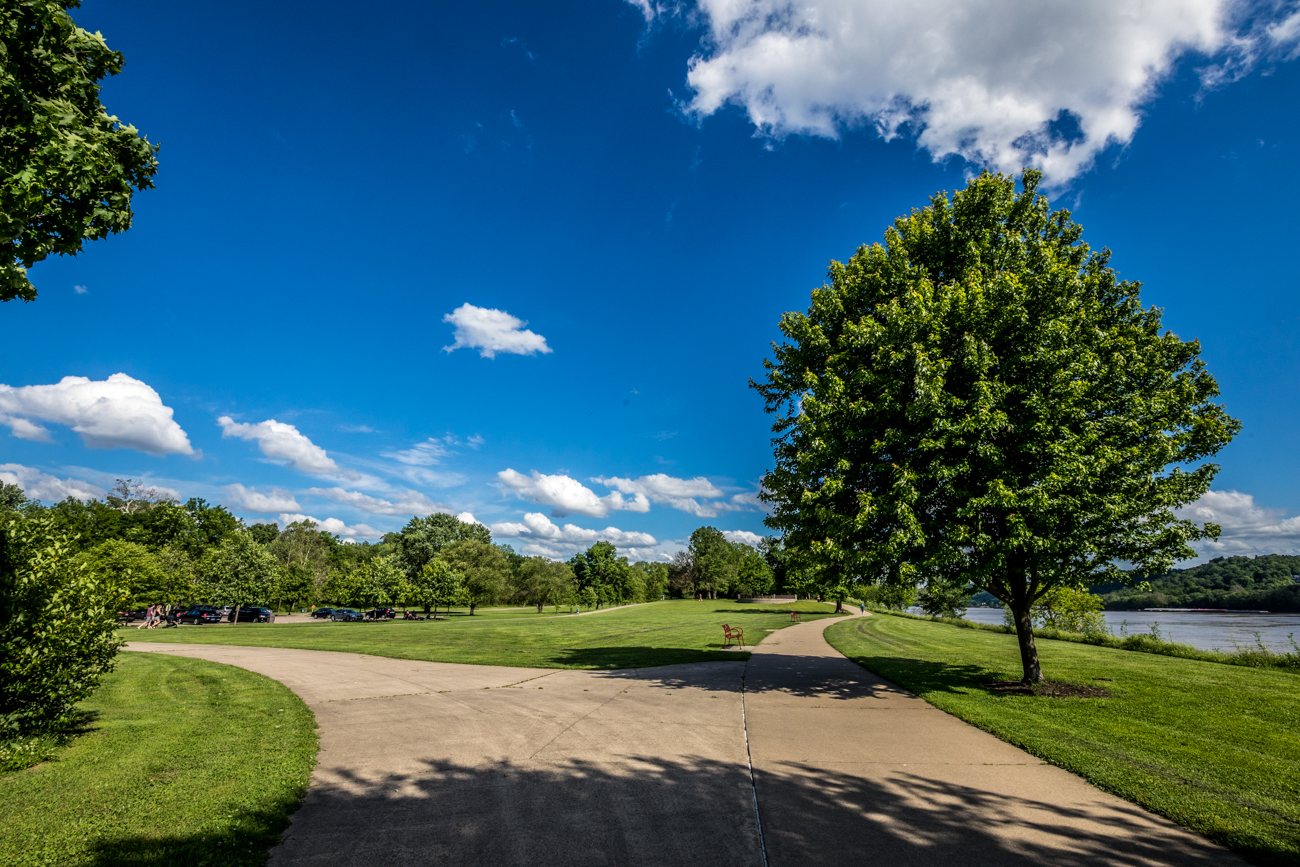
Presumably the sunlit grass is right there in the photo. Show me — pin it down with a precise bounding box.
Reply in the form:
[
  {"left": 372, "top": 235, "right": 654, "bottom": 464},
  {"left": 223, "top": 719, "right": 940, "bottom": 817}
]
[
  {"left": 127, "top": 599, "right": 839, "bottom": 669},
  {"left": 0, "top": 652, "right": 317, "bottom": 867},
  {"left": 825, "top": 613, "right": 1300, "bottom": 866}
]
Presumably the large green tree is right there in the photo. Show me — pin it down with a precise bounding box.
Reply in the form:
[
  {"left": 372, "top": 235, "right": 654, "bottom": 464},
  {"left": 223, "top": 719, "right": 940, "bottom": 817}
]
[
  {"left": 1, "top": 0, "right": 158, "bottom": 302},
  {"left": 569, "top": 541, "right": 635, "bottom": 604},
  {"left": 688, "top": 527, "right": 736, "bottom": 599},
  {"left": 440, "top": 539, "right": 509, "bottom": 615},
  {"left": 394, "top": 513, "right": 489, "bottom": 584},
  {"left": 405, "top": 560, "right": 465, "bottom": 616},
  {"left": 198, "top": 530, "right": 280, "bottom": 623},
  {"left": 516, "top": 556, "right": 574, "bottom": 613},
  {"left": 78, "top": 539, "right": 168, "bottom": 606},
  {"left": 268, "top": 520, "right": 333, "bottom": 605},
  {"left": 755, "top": 170, "right": 1239, "bottom": 683}
]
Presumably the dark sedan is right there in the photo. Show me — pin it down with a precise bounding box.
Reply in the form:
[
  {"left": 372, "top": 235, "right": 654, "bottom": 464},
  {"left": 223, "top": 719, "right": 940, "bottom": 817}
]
[
  {"left": 179, "top": 606, "right": 223, "bottom": 625},
  {"left": 229, "top": 606, "right": 275, "bottom": 623},
  {"left": 310, "top": 607, "right": 337, "bottom": 619},
  {"left": 330, "top": 608, "right": 364, "bottom": 622},
  {"left": 366, "top": 607, "right": 397, "bottom": 620}
]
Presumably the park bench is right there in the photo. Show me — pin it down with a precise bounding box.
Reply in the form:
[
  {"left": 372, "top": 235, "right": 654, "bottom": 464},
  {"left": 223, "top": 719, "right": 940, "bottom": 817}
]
[{"left": 722, "top": 623, "right": 745, "bottom": 648}]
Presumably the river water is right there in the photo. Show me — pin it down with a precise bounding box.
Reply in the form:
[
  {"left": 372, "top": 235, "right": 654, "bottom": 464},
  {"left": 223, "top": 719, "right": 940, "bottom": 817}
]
[{"left": 950, "top": 607, "right": 1300, "bottom": 653}]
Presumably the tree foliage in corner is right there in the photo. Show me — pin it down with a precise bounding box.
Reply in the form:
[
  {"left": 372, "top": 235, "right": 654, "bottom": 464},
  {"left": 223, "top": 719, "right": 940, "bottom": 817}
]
[
  {"left": 754, "top": 170, "right": 1239, "bottom": 683},
  {"left": 1, "top": 0, "right": 158, "bottom": 302}
]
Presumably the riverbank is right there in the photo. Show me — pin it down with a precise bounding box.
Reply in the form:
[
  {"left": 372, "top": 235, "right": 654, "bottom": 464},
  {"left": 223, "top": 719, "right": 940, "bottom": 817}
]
[{"left": 958, "top": 607, "right": 1300, "bottom": 655}]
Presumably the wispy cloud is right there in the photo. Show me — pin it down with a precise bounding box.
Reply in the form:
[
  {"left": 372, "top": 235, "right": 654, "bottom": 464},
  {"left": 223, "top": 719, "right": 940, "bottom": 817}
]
[
  {"left": 223, "top": 483, "right": 300, "bottom": 513},
  {"left": 0, "top": 463, "right": 104, "bottom": 502}
]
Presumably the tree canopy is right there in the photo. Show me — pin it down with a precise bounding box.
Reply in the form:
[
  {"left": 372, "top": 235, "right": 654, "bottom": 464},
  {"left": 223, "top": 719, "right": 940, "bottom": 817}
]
[
  {"left": 755, "top": 170, "right": 1239, "bottom": 682},
  {"left": 1, "top": 0, "right": 159, "bottom": 302}
]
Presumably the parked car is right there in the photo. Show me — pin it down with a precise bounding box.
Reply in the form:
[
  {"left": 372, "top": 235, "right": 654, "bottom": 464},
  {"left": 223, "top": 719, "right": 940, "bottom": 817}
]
[
  {"left": 366, "top": 607, "right": 397, "bottom": 620},
  {"left": 229, "top": 606, "right": 275, "bottom": 623},
  {"left": 310, "top": 607, "right": 337, "bottom": 619},
  {"left": 330, "top": 608, "right": 364, "bottom": 622},
  {"left": 117, "top": 608, "right": 148, "bottom": 624},
  {"left": 179, "top": 605, "right": 224, "bottom": 625}
]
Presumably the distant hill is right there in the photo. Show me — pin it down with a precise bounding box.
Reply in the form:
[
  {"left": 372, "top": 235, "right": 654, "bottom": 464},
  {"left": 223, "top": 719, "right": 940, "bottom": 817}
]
[{"left": 1099, "top": 555, "right": 1300, "bottom": 612}]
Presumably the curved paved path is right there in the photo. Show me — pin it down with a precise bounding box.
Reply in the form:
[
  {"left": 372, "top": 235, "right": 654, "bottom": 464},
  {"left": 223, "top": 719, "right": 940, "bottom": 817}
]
[{"left": 128, "top": 614, "right": 1239, "bottom": 867}]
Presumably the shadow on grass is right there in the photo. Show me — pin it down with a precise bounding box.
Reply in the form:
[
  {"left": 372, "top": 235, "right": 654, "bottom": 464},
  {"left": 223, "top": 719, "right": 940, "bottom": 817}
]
[
  {"left": 78, "top": 791, "right": 303, "bottom": 867},
  {"left": 79, "top": 752, "right": 1257, "bottom": 867}
]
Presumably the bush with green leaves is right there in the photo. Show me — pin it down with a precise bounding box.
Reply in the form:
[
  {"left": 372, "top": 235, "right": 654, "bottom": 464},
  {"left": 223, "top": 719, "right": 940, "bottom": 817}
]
[{"left": 0, "top": 512, "right": 126, "bottom": 737}]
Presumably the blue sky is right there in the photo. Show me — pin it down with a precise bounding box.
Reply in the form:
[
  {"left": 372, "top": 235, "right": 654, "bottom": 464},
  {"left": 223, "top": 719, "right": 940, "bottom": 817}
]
[{"left": 2, "top": 0, "right": 1299, "bottom": 561}]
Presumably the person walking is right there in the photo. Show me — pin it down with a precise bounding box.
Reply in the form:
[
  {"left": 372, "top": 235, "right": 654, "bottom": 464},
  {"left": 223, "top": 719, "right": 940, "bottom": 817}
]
[{"left": 137, "top": 604, "right": 153, "bottom": 629}]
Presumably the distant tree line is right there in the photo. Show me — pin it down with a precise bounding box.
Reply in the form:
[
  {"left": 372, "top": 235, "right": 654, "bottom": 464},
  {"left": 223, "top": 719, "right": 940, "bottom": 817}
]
[
  {"left": 0, "top": 479, "right": 792, "bottom": 616},
  {"left": 1096, "top": 555, "right": 1300, "bottom": 613}
]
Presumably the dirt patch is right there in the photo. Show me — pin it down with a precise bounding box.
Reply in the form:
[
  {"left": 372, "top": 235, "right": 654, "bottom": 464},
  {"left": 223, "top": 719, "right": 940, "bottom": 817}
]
[{"left": 982, "top": 680, "right": 1112, "bottom": 698}]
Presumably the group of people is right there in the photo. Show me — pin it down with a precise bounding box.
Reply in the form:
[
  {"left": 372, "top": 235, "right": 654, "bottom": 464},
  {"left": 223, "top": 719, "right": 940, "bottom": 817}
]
[{"left": 135, "top": 604, "right": 176, "bottom": 629}]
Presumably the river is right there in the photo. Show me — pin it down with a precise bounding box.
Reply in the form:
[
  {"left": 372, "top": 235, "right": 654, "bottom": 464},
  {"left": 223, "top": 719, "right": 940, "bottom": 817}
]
[{"left": 949, "top": 607, "right": 1300, "bottom": 653}]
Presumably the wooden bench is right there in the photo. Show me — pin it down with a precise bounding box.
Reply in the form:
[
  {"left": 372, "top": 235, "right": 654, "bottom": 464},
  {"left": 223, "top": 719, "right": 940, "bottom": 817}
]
[{"left": 722, "top": 623, "right": 745, "bottom": 648}]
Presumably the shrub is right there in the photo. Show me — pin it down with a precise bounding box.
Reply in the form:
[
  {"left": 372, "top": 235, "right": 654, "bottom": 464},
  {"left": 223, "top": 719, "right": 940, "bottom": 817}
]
[{"left": 0, "top": 513, "right": 126, "bottom": 738}]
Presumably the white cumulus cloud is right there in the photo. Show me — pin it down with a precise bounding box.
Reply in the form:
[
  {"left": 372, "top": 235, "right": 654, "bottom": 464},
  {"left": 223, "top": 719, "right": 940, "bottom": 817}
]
[
  {"left": 1178, "top": 489, "right": 1300, "bottom": 558},
  {"left": 491, "top": 512, "right": 657, "bottom": 557},
  {"left": 443, "top": 303, "right": 552, "bottom": 359},
  {"left": 594, "top": 473, "right": 727, "bottom": 517},
  {"left": 661, "top": 0, "right": 1300, "bottom": 184},
  {"left": 223, "top": 483, "right": 300, "bottom": 513},
  {"left": 305, "top": 486, "right": 444, "bottom": 517},
  {"left": 722, "top": 529, "right": 765, "bottom": 547},
  {"left": 278, "top": 512, "right": 380, "bottom": 541},
  {"left": 218, "top": 416, "right": 357, "bottom": 479},
  {"left": 498, "top": 469, "right": 650, "bottom": 518},
  {"left": 0, "top": 463, "right": 104, "bottom": 502},
  {"left": 0, "top": 373, "right": 194, "bottom": 456}
]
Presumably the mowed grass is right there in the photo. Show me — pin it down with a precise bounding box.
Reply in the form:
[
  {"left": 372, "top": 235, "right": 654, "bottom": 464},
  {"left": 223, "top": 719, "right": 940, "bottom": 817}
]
[
  {"left": 126, "top": 600, "right": 839, "bottom": 669},
  {"left": 0, "top": 652, "right": 317, "bottom": 867},
  {"left": 825, "top": 613, "right": 1300, "bottom": 866}
]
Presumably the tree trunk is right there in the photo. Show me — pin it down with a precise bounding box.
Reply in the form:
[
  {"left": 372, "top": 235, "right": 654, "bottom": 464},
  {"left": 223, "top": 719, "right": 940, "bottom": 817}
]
[
  {"left": 1010, "top": 601, "right": 1043, "bottom": 683},
  {"left": 537, "top": 601, "right": 543, "bottom": 613},
  {"left": 835, "top": 598, "right": 844, "bottom": 613},
  {"left": 232, "top": 603, "right": 241, "bottom": 626},
  {"left": 470, "top": 601, "right": 476, "bottom": 615}
]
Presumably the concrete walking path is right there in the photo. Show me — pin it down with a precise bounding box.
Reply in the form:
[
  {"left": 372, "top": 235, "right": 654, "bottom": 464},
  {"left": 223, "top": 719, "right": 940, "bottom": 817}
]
[
  {"left": 127, "top": 613, "right": 1239, "bottom": 867},
  {"left": 745, "top": 613, "right": 1239, "bottom": 866}
]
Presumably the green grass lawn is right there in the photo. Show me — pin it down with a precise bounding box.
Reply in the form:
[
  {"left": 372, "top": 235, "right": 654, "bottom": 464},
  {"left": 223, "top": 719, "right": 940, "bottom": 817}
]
[
  {"left": 127, "top": 599, "right": 839, "bottom": 669},
  {"left": 825, "top": 613, "right": 1300, "bottom": 867},
  {"left": 0, "top": 652, "right": 317, "bottom": 867}
]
